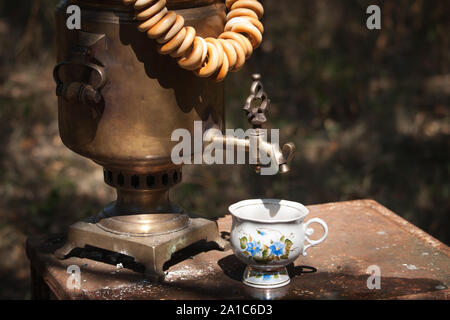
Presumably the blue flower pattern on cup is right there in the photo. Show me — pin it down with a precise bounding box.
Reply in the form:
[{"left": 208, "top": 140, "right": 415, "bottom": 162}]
[
  {"left": 246, "top": 241, "right": 261, "bottom": 256},
  {"left": 239, "top": 230, "right": 293, "bottom": 263},
  {"left": 269, "top": 241, "right": 285, "bottom": 256},
  {"left": 246, "top": 268, "right": 288, "bottom": 283},
  {"left": 262, "top": 274, "right": 272, "bottom": 280}
]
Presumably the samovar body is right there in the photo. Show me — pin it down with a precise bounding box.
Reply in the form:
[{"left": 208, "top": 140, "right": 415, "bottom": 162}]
[
  {"left": 55, "top": 0, "right": 225, "bottom": 232},
  {"left": 54, "top": 0, "right": 228, "bottom": 276}
]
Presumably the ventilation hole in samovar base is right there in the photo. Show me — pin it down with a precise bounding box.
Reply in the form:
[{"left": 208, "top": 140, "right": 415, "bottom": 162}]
[
  {"left": 162, "top": 240, "right": 223, "bottom": 271},
  {"left": 162, "top": 174, "right": 168, "bottom": 185},
  {"left": 65, "top": 245, "right": 145, "bottom": 274},
  {"left": 117, "top": 173, "right": 124, "bottom": 186},
  {"left": 131, "top": 175, "right": 139, "bottom": 188},
  {"left": 146, "top": 175, "right": 155, "bottom": 187}
]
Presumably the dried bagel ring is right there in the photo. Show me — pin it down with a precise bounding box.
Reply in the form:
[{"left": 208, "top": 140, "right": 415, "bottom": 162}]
[
  {"left": 157, "top": 14, "right": 184, "bottom": 44},
  {"left": 218, "top": 38, "right": 237, "bottom": 70},
  {"left": 212, "top": 48, "right": 229, "bottom": 82},
  {"left": 178, "top": 36, "right": 207, "bottom": 70},
  {"left": 231, "top": 32, "right": 253, "bottom": 58},
  {"left": 170, "top": 26, "right": 196, "bottom": 58},
  {"left": 231, "top": 21, "right": 262, "bottom": 48},
  {"left": 225, "top": 0, "right": 258, "bottom": 9},
  {"left": 220, "top": 31, "right": 252, "bottom": 59},
  {"left": 226, "top": 39, "right": 246, "bottom": 71},
  {"left": 196, "top": 42, "right": 220, "bottom": 77},
  {"left": 227, "top": 8, "right": 258, "bottom": 20},
  {"left": 225, "top": 16, "right": 263, "bottom": 34},
  {"left": 134, "top": 0, "right": 157, "bottom": 10},
  {"left": 205, "top": 37, "right": 224, "bottom": 68},
  {"left": 138, "top": 7, "right": 167, "bottom": 32},
  {"left": 147, "top": 11, "right": 177, "bottom": 39},
  {"left": 158, "top": 26, "right": 186, "bottom": 54},
  {"left": 231, "top": 0, "right": 264, "bottom": 19},
  {"left": 136, "top": 0, "right": 165, "bottom": 20}
]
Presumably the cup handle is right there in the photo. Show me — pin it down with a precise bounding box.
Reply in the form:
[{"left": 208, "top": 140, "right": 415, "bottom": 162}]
[{"left": 303, "top": 218, "right": 328, "bottom": 256}]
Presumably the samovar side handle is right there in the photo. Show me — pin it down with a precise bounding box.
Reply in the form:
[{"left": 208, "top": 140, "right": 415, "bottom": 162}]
[{"left": 53, "top": 59, "right": 106, "bottom": 105}]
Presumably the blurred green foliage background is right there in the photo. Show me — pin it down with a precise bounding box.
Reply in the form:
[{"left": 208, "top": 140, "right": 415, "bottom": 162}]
[{"left": 0, "top": 0, "right": 448, "bottom": 298}]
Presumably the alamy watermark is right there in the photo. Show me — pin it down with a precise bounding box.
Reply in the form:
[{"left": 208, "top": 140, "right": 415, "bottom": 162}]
[
  {"left": 366, "top": 265, "right": 381, "bottom": 289},
  {"left": 66, "top": 265, "right": 81, "bottom": 290},
  {"left": 66, "top": 5, "right": 81, "bottom": 30},
  {"left": 366, "top": 5, "right": 381, "bottom": 30}
]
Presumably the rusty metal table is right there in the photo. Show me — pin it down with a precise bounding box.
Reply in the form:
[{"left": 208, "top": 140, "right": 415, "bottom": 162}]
[{"left": 26, "top": 200, "right": 450, "bottom": 300}]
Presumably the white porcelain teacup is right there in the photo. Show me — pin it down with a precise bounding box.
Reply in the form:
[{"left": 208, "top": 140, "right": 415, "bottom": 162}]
[{"left": 229, "top": 199, "right": 328, "bottom": 288}]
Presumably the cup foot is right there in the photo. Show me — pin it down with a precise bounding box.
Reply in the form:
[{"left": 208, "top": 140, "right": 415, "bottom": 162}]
[{"left": 243, "top": 266, "right": 290, "bottom": 289}]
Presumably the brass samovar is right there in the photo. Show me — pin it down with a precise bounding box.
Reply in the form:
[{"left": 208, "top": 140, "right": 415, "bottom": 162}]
[{"left": 53, "top": 0, "right": 294, "bottom": 279}]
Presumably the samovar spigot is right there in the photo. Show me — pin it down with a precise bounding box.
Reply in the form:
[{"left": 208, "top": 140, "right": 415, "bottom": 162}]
[
  {"left": 207, "top": 74, "right": 295, "bottom": 174},
  {"left": 243, "top": 74, "right": 296, "bottom": 174}
]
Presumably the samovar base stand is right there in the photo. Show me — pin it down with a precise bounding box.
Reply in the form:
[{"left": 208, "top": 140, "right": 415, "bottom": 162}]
[{"left": 54, "top": 217, "right": 229, "bottom": 281}]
